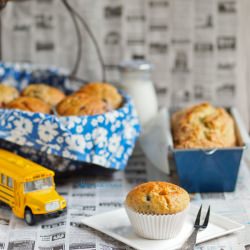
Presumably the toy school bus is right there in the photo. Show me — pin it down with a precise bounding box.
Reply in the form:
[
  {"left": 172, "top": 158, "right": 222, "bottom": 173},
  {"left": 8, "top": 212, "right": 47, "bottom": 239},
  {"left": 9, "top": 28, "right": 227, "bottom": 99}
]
[{"left": 0, "top": 149, "right": 66, "bottom": 225}]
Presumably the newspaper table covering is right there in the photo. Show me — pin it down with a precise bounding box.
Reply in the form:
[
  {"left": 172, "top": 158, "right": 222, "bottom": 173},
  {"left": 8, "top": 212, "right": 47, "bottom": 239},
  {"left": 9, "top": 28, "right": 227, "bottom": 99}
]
[{"left": 0, "top": 148, "right": 250, "bottom": 250}]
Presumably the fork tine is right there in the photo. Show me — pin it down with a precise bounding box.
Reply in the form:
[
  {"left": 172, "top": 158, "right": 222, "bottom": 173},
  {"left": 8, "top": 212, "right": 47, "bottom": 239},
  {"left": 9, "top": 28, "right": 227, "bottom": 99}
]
[
  {"left": 194, "top": 205, "right": 202, "bottom": 226},
  {"left": 202, "top": 206, "right": 210, "bottom": 228}
]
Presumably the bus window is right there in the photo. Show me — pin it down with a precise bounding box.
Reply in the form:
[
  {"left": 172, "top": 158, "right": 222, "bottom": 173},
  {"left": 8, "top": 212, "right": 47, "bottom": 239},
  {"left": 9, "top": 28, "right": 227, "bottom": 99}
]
[
  {"left": 24, "top": 177, "right": 53, "bottom": 193},
  {"left": 7, "top": 177, "right": 13, "bottom": 188},
  {"left": 1, "top": 174, "right": 6, "bottom": 185}
]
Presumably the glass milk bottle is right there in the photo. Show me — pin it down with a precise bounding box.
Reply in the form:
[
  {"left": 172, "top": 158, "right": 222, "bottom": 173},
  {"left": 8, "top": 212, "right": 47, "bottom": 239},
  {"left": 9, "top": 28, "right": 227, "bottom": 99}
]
[{"left": 119, "top": 60, "right": 158, "bottom": 127}]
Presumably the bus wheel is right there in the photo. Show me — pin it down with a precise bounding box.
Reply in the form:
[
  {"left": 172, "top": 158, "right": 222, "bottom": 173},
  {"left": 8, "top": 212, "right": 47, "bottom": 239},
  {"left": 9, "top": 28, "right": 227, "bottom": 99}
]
[{"left": 24, "top": 208, "right": 36, "bottom": 225}]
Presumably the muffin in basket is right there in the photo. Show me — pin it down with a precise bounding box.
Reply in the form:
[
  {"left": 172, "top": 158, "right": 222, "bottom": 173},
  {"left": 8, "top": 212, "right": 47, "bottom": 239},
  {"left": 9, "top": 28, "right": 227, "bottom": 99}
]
[
  {"left": 22, "top": 83, "right": 65, "bottom": 107},
  {"left": 125, "top": 182, "right": 190, "bottom": 239},
  {"left": 0, "top": 84, "right": 19, "bottom": 107},
  {"left": 6, "top": 97, "right": 51, "bottom": 114},
  {"left": 77, "top": 82, "right": 123, "bottom": 110},
  {"left": 56, "top": 93, "right": 108, "bottom": 116}
]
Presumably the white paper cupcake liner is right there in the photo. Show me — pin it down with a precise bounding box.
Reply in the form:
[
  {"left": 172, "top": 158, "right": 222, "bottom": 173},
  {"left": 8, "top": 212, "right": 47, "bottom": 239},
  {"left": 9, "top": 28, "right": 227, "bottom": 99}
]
[{"left": 125, "top": 205, "right": 189, "bottom": 240}]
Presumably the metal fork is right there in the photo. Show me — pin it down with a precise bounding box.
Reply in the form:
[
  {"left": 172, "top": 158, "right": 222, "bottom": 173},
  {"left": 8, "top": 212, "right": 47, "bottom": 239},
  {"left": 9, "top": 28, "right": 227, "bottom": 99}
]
[{"left": 179, "top": 205, "right": 210, "bottom": 250}]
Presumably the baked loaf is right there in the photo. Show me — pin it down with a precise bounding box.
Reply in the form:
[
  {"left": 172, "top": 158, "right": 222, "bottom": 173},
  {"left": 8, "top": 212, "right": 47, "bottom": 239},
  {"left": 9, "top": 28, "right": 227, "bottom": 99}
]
[
  {"left": 77, "top": 82, "right": 122, "bottom": 109},
  {"left": 0, "top": 84, "right": 19, "bottom": 107},
  {"left": 125, "top": 182, "right": 190, "bottom": 215},
  {"left": 22, "top": 83, "right": 65, "bottom": 106},
  {"left": 56, "top": 93, "right": 108, "bottom": 116},
  {"left": 172, "top": 102, "right": 236, "bottom": 149},
  {"left": 6, "top": 97, "right": 51, "bottom": 114}
]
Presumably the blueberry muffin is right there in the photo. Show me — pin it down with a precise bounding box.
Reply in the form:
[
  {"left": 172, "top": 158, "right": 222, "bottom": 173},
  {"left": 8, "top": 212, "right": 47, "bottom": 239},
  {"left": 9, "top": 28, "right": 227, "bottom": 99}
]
[
  {"left": 77, "top": 82, "right": 122, "bottom": 109},
  {"left": 22, "top": 84, "right": 65, "bottom": 107},
  {"left": 56, "top": 93, "right": 108, "bottom": 116},
  {"left": 126, "top": 182, "right": 190, "bottom": 215},
  {"left": 125, "top": 182, "right": 190, "bottom": 239},
  {"left": 172, "top": 102, "right": 236, "bottom": 149},
  {"left": 0, "top": 84, "right": 19, "bottom": 108},
  {"left": 6, "top": 97, "right": 51, "bottom": 114}
]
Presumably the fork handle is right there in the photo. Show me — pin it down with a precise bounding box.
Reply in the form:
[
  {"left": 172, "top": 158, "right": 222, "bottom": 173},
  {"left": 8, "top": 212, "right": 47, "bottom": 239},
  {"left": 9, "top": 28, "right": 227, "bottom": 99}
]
[{"left": 178, "top": 228, "right": 199, "bottom": 250}]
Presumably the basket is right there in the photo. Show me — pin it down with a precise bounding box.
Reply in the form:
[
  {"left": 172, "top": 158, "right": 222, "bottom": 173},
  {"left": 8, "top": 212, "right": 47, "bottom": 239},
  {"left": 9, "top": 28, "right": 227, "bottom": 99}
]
[{"left": 0, "top": 62, "right": 141, "bottom": 172}]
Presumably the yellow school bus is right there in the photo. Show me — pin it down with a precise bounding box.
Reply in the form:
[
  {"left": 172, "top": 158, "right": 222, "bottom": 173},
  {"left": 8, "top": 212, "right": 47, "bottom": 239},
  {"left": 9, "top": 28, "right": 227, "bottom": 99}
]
[{"left": 0, "top": 149, "right": 66, "bottom": 225}]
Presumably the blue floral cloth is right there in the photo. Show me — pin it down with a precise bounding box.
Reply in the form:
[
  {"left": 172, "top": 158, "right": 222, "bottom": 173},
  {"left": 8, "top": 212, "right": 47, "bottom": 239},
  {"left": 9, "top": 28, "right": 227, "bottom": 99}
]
[{"left": 0, "top": 63, "right": 141, "bottom": 171}]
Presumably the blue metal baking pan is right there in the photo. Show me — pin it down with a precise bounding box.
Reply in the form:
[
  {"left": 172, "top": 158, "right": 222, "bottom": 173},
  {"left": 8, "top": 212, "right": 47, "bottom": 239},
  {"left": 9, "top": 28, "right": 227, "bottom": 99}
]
[{"left": 167, "top": 107, "right": 250, "bottom": 193}]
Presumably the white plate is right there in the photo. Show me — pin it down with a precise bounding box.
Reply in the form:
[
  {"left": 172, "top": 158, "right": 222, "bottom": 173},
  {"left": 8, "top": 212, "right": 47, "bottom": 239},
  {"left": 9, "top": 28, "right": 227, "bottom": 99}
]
[{"left": 81, "top": 205, "right": 244, "bottom": 250}]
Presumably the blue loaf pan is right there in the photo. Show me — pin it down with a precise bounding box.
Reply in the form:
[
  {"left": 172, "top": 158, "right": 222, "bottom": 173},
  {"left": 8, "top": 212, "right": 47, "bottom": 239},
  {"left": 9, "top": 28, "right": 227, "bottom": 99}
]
[{"left": 168, "top": 107, "right": 250, "bottom": 193}]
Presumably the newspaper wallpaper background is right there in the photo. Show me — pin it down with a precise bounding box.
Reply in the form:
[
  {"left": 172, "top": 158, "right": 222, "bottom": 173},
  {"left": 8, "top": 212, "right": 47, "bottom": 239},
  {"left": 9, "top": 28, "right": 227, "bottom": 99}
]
[
  {"left": 0, "top": 0, "right": 249, "bottom": 128},
  {"left": 0, "top": 1, "right": 250, "bottom": 249}
]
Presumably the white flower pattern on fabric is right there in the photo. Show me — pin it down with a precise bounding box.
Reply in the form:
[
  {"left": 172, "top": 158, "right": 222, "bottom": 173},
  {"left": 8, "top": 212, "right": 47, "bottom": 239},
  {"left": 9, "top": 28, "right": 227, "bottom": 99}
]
[
  {"left": 123, "top": 121, "right": 136, "bottom": 140},
  {"left": 108, "top": 134, "right": 121, "bottom": 153},
  {"left": 85, "top": 133, "right": 92, "bottom": 141},
  {"left": 37, "top": 141, "right": 61, "bottom": 153},
  {"left": 91, "top": 119, "right": 98, "bottom": 127},
  {"left": 65, "top": 134, "right": 86, "bottom": 153},
  {"left": 97, "top": 115, "right": 104, "bottom": 123},
  {"left": 104, "top": 112, "right": 116, "bottom": 123},
  {"left": 92, "top": 155, "right": 107, "bottom": 166},
  {"left": 56, "top": 136, "right": 64, "bottom": 144},
  {"left": 6, "top": 131, "right": 27, "bottom": 145},
  {"left": 86, "top": 141, "right": 93, "bottom": 150},
  {"left": 74, "top": 117, "right": 82, "bottom": 124},
  {"left": 0, "top": 119, "right": 6, "bottom": 127},
  {"left": 76, "top": 125, "right": 83, "bottom": 133},
  {"left": 13, "top": 117, "right": 33, "bottom": 135},
  {"left": 38, "top": 121, "right": 58, "bottom": 142},
  {"left": 92, "top": 127, "right": 108, "bottom": 147},
  {"left": 117, "top": 146, "right": 124, "bottom": 158},
  {"left": 82, "top": 117, "right": 88, "bottom": 126},
  {"left": 62, "top": 150, "right": 77, "bottom": 160},
  {"left": 62, "top": 118, "right": 75, "bottom": 129}
]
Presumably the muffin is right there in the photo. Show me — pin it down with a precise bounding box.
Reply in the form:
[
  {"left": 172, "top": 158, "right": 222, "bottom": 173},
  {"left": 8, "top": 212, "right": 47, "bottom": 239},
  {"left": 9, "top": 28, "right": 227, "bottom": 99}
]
[
  {"left": 125, "top": 182, "right": 190, "bottom": 239},
  {"left": 6, "top": 97, "right": 51, "bottom": 114},
  {"left": 0, "top": 84, "right": 19, "bottom": 108},
  {"left": 22, "top": 83, "right": 65, "bottom": 107},
  {"left": 56, "top": 93, "right": 108, "bottom": 116},
  {"left": 172, "top": 102, "right": 236, "bottom": 149},
  {"left": 77, "top": 82, "right": 122, "bottom": 109}
]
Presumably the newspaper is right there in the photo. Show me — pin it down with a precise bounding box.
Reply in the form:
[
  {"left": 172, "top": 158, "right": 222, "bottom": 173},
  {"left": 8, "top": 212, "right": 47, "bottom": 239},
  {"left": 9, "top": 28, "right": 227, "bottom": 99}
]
[
  {"left": 0, "top": 1, "right": 249, "bottom": 249},
  {"left": 1, "top": 0, "right": 249, "bottom": 127},
  {"left": 0, "top": 147, "right": 250, "bottom": 250}
]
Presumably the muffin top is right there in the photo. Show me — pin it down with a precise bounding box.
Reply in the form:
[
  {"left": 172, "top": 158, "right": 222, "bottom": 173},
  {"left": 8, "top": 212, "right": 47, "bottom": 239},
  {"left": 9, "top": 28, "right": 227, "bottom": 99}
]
[
  {"left": 56, "top": 93, "right": 108, "bottom": 116},
  {"left": 77, "top": 82, "right": 122, "bottom": 110},
  {"left": 6, "top": 96, "right": 51, "bottom": 114},
  {"left": 125, "top": 182, "right": 190, "bottom": 215},
  {"left": 22, "top": 83, "right": 65, "bottom": 107},
  {"left": 0, "top": 84, "right": 19, "bottom": 107},
  {"left": 172, "top": 102, "right": 236, "bottom": 149}
]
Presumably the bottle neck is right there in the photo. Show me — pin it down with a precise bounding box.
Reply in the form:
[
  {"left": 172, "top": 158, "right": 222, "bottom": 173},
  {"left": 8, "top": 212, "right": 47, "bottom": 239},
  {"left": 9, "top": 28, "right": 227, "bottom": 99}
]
[{"left": 120, "top": 71, "right": 152, "bottom": 83}]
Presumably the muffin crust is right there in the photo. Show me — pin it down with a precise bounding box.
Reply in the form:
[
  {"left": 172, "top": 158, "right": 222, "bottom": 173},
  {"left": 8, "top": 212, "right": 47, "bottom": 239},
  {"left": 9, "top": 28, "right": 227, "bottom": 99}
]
[
  {"left": 56, "top": 93, "right": 108, "bottom": 116},
  {"left": 0, "top": 84, "right": 19, "bottom": 107},
  {"left": 77, "top": 82, "right": 122, "bottom": 109},
  {"left": 22, "top": 83, "right": 65, "bottom": 106},
  {"left": 172, "top": 102, "right": 236, "bottom": 149},
  {"left": 126, "top": 182, "right": 190, "bottom": 215},
  {"left": 6, "top": 97, "right": 51, "bottom": 114}
]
